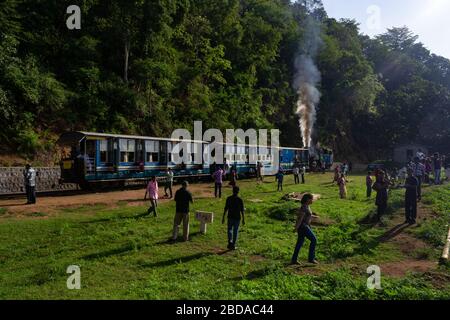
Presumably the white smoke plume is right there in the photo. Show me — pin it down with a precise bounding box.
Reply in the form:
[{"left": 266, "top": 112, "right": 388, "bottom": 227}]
[{"left": 293, "top": 16, "right": 322, "bottom": 149}]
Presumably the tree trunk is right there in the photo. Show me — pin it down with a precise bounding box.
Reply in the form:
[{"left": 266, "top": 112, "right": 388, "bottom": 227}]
[{"left": 124, "top": 38, "right": 130, "bottom": 83}]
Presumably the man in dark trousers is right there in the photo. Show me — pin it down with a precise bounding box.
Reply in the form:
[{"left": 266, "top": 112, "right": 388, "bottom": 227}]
[
  {"left": 24, "top": 164, "right": 37, "bottom": 204},
  {"left": 222, "top": 186, "right": 245, "bottom": 250},
  {"left": 404, "top": 168, "right": 419, "bottom": 225},
  {"left": 172, "top": 181, "right": 194, "bottom": 242}
]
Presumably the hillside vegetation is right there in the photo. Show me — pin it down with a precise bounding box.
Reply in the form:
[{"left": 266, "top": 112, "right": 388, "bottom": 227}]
[{"left": 1, "top": 0, "right": 449, "bottom": 163}]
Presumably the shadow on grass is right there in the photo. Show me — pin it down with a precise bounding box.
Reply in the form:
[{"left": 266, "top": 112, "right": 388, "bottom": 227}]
[
  {"left": 140, "top": 252, "right": 214, "bottom": 268},
  {"left": 81, "top": 212, "right": 149, "bottom": 224},
  {"left": 82, "top": 244, "right": 135, "bottom": 260},
  {"left": 229, "top": 267, "right": 275, "bottom": 281},
  {"left": 155, "top": 232, "right": 204, "bottom": 245}
]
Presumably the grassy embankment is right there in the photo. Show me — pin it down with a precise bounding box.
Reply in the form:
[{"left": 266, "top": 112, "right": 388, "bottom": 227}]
[{"left": 0, "top": 174, "right": 449, "bottom": 299}]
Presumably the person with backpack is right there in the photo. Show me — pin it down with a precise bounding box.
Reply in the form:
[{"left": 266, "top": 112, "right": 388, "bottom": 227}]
[
  {"left": 291, "top": 193, "right": 319, "bottom": 265},
  {"left": 172, "top": 181, "right": 194, "bottom": 242},
  {"left": 222, "top": 186, "right": 245, "bottom": 250}
]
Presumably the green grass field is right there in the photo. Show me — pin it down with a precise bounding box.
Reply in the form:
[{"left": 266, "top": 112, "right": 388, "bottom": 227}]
[{"left": 1, "top": 174, "right": 449, "bottom": 300}]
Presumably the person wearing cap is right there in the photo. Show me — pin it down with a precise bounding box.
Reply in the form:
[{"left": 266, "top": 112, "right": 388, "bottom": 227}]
[
  {"left": 222, "top": 186, "right": 245, "bottom": 250},
  {"left": 172, "top": 181, "right": 194, "bottom": 242},
  {"left": 24, "top": 164, "right": 37, "bottom": 204}
]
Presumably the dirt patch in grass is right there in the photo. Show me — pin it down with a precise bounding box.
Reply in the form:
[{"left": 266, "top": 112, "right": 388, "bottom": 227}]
[
  {"left": 0, "top": 182, "right": 216, "bottom": 219},
  {"left": 380, "top": 260, "right": 438, "bottom": 278},
  {"left": 282, "top": 193, "right": 321, "bottom": 202}
]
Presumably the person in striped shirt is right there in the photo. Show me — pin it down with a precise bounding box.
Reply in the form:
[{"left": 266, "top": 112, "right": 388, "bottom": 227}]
[{"left": 410, "top": 157, "right": 426, "bottom": 201}]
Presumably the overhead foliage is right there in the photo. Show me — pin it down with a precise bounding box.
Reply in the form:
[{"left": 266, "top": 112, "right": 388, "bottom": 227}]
[{"left": 0, "top": 0, "right": 449, "bottom": 160}]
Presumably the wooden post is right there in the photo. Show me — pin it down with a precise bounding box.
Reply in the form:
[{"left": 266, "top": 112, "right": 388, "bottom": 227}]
[
  {"left": 195, "top": 211, "right": 214, "bottom": 235},
  {"left": 440, "top": 226, "right": 450, "bottom": 265}
]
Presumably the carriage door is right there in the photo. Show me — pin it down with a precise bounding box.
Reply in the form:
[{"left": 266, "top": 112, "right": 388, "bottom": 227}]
[
  {"left": 85, "top": 139, "right": 97, "bottom": 174},
  {"left": 159, "top": 141, "right": 168, "bottom": 166}
]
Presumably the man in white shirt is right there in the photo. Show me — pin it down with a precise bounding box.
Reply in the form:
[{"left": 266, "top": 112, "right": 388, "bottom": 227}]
[{"left": 24, "top": 164, "right": 37, "bottom": 204}]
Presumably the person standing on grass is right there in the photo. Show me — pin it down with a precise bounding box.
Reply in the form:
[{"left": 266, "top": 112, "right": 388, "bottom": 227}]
[
  {"left": 144, "top": 176, "right": 159, "bottom": 217},
  {"left": 411, "top": 157, "right": 426, "bottom": 201},
  {"left": 291, "top": 193, "right": 319, "bottom": 265},
  {"left": 222, "top": 186, "right": 245, "bottom": 250},
  {"left": 172, "top": 181, "right": 193, "bottom": 242},
  {"left": 333, "top": 166, "right": 340, "bottom": 184},
  {"left": 337, "top": 173, "right": 348, "bottom": 199},
  {"left": 257, "top": 161, "right": 264, "bottom": 182},
  {"left": 293, "top": 166, "right": 300, "bottom": 185},
  {"left": 372, "top": 171, "right": 390, "bottom": 224},
  {"left": 213, "top": 167, "right": 225, "bottom": 198},
  {"left": 404, "top": 168, "right": 418, "bottom": 225},
  {"left": 24, "top": 164, "right": 37, "bottom": 205},
  {"left": 164, "top": 168, "right": 174, "bottom": 199},
  {"left": 276, "top": 169, "right": 284, "bottom": 191},
  {"left": 433, "top": 153, "right": 442, "bottom": 185},
  {"left": 301, "top": 165, "right": 306, "bottom": 184},
  {"left": 424, "top": 157, "right": 432, "bottom": 184},
  {"left": 366, "top": 172, "right": 374, "bottom": 198},
  {"left": 229, "top": 166, "right": 237, "bottom": 187}
]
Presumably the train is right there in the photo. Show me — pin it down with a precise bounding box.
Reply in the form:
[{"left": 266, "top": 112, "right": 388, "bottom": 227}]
[{"left": 57, "top": 131, "right": 312, "bottom": 189}]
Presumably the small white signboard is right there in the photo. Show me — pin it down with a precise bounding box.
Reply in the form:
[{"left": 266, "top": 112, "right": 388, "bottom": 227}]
[{"left": 195, "top": 211, "right": 214, "bottom": 234}]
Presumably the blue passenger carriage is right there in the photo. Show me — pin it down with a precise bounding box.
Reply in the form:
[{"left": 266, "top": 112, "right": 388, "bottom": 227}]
[{"left": 57, "top": 131, "right": 310, "bottom": 189}]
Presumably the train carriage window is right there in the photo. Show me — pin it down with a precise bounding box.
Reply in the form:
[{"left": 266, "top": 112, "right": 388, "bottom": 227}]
[
  {"left": 120, "top": 139, "right": 135, "bottom": 163},
  {"left": 145, "top": 141, "right": 160, "bottom": 163},
  {"left": 99, "top": 140, "right": 109, "bottom": 163},
  {"left": 167, "top": 142, "right": 173, "bottom": 162}
]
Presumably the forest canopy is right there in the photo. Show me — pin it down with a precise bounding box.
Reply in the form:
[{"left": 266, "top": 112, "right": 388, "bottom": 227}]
[{"left": 0, "top": 0, "right": 449, "bottom": 163}]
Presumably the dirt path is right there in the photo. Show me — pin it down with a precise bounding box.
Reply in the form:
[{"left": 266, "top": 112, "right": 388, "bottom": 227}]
[
  {"left": 0, "top": 182, "right": 221, "bottom": 217},
  {"left": 377, "top": 202, "right": 440, "bottom": 277}
]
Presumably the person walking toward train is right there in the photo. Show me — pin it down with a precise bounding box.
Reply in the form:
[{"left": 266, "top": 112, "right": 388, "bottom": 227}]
[
  {"left": 291, "top": 193, "right": 319, "bottom": 265},
  {"left": 276, "top": 169, "right": 284, "bottom": 191},
  {"left": 222, "top": 186, "right": 245, "bottom": 250},
  {"left": 293, "top": 166, "right": 300, "bottom": 185},
  {"left": 164, "top": 168, "right": 174, "bottom": 198},
  {"left": 213, "top": 167, "right": 225, "bottom": 198},
  {"left": 24, "top": 164, "right": 37, "bottom": 204},
  {"left": 301, "top": 165, "right": 306, "bottom": 184},
  {"left": 172, "top": 181, "right": 194, "bottom": 242},
  {"left": 404, "top": 168, "right": 418, "bottom": 225},
  {"left": 144, "top": 176, "right": 159, "bottom": 217}
]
